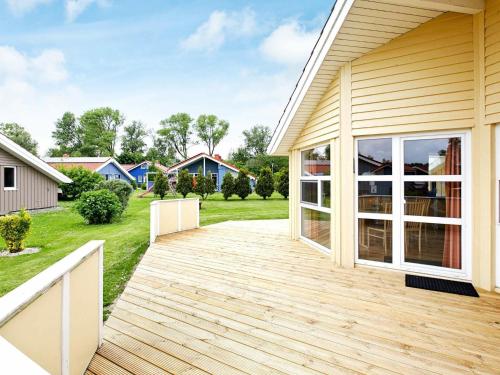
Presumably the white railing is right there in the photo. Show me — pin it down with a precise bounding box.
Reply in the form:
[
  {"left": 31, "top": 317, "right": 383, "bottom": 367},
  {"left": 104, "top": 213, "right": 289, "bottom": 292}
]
[
  {"left": 0, "top": 240, "right": 104, "bottom": 375},
  {"left": 150, "top": 198, "right": 200, "bottom": 243}
]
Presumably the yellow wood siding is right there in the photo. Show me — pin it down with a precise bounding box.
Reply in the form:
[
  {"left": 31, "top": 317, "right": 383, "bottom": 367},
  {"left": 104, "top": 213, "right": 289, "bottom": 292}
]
[
  {"left": 293, "top": 75, "right": 340, "bottom": 149},
  {"left": 351, "top": 13, "right": 474, "bottom": 132},
  {"left": 485, "top": 0, "right": 500, "bottom": 124}
]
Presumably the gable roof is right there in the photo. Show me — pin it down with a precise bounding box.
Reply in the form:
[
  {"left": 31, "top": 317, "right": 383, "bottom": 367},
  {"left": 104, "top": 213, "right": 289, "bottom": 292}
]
[
  {"left": 0, "top": 133, "right": 72, "bottom": 184},
  {"left": 168, "top": 153, "right": 256, "bottom": 180},
  {"left": 43, "top": 156, "right": 134, "bottom": 181},
  {"left": 125, "top": 161, "right": 151, "bottom": 171},
  {"left": 267, "top": 0, "right": 484, "bottom": 155}
]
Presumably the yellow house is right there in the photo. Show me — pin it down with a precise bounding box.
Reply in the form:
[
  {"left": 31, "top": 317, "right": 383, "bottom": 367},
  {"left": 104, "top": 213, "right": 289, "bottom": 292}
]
[{"left": 269, "top": 0, "right": 500, "bottom": 291}]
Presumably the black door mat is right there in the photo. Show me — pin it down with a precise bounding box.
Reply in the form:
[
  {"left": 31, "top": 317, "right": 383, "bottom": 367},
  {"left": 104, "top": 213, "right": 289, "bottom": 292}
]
[{"left": 405, "top": 274, "right": 479, "bottom": 297}]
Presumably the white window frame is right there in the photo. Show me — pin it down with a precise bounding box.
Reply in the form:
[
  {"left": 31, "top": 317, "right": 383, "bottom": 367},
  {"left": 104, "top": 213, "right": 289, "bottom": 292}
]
[
  {"left": 354, "top": 131, "right": 471, "bottom": 280},
  {"left": 138, "top": 175, "right": 143, "bottom": 183},
  {"left": 299, "top": 144, "right": 332, "bottom": 254},
  {"left": 3, "top": 166, "right": 16, "bottom": 191}
]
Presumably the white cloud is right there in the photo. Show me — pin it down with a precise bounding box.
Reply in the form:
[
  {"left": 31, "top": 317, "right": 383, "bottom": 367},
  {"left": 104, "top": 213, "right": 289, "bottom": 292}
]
[
  {"left": 65, "top": 0, "right": 109, "bottom": 22},
  {"left": 181, "top": 8, "right": 256, "bottom": 52},
  {"left": 260, "top": 21, "right": 319, "bottom": 66},
  {"left": 5, "top": 0, "right": 52, "bottom": 15}
]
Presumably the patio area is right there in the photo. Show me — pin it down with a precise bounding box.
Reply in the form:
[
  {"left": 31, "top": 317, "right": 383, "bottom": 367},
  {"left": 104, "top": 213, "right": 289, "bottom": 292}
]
[{"left": 87, "top": 219, "right": 500, "bottom": 374}]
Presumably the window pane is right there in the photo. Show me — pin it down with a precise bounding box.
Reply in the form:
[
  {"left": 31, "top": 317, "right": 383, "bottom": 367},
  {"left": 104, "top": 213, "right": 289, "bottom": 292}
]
[
  {"left": 358, "top": 138, "right": 392, "bottom": 175},
  {"left": 321, "top": 181, "right": 331, "bottom": 208},
  {"left": 301, "top": 208, "right": 330, "bottom": 249},
  {"left": 404, "top": 182, "right": 461, "bottom": 218},
  {"left": 404, "top": 137, "right": 461, "bottom": 175},
  {"left": 358, "top": 218, "right": 392, "bottom": 263},
  {"left": 4, "top": 167, "right": 14, "bottom": 188},
  {"left": 404, "top": 222, "right": 461, "bottom": 269},
  {"left": 301, "top": 181, "right": 318, "bottom": 204},
  {"left": 301, "top": 145, "right": 330, "bottom": 176},
  {"left": 358, "top": 182, "right": 392, "bottom": 214}
]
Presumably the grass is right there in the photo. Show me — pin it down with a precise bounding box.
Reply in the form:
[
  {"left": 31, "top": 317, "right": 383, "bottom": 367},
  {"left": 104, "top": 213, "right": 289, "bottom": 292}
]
[{"left": 0, "top": 191, "right": 288, "bottom": 318}]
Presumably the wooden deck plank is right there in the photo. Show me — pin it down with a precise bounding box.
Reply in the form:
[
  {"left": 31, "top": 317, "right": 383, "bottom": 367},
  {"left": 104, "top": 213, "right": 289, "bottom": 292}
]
[{"left": 88, "top": 219, "right": 500, "bottom": 375}]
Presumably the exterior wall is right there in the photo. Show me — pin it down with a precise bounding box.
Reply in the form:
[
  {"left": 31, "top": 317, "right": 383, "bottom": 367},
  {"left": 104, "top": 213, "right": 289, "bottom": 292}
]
[
  {"left": 128, "top": 164, "right": 148, "bottom": 184},
  {"left": 0, "top": 148, "right": 58, "bottom": 214},
  {"left": 485, "top": 0, "right": 500, "bottom": 124},
  {"left": 98, "top": 163, "right": 131, "bottom": 183}
]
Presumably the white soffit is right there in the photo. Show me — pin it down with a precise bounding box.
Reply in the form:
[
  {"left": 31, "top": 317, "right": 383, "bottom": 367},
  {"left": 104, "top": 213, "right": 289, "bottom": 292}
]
[{"left": 268, "top": 0, "right": 453, "bottom": 155}]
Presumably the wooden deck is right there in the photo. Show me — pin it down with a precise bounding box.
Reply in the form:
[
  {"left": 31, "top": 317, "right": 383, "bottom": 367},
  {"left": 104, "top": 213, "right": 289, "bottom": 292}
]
[{"left": 87, "top": 220, "right": 500, "bottom": 375}]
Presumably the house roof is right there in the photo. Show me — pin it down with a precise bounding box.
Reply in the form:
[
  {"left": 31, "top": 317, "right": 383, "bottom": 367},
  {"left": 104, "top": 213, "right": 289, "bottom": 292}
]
[
  {"left": 0, "top": 133, "right": 72, "bottom": 184},
  {"left": 267, "top": 0, "right": 484, "bottom": 155},
  {"left": 125, "top": 161, "right": 151, "bottom": 171},
  {"left": 43, "top": 156, "right": 135, "bottom": 181},
  {"left": 168, "top": 153, "right": 256, "bottom": 180}
]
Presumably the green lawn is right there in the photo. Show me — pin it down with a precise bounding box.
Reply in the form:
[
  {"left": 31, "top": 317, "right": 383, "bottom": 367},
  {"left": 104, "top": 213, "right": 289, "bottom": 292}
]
[{"left": 0, "top": 191, "right": 288, "bottom": 318}]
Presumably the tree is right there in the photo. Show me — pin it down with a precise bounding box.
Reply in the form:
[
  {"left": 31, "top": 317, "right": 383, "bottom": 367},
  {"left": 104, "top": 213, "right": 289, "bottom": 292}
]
[
  {"left": 119, "top": 121, "right": 147, "bottom": 163},
  {"left": 245, "top": 154, "right": 288, "bottom": 175},
  {"left": 57, "top": 166, "right": 104, "bottom": 199},
  {"left": 79, "top": 107, "right": 124, "bottom": 156},
  {"left": 145, "top": 134, "right": 177, "bottom": 166},
  {"left": 193, "top": 167, "right": 215, "bottom": 200},
  {"left": 153, "top": 172, "right": 168, "bottom": 199},
  {"left": 177, "top": 169, "right": 193, "bottom": 198},
  {"left": 234, "top": 169, "right": 251, "bottom": 200},
  {"left": 243, "top": 125, "right": 272, "bottom": 156},
  {"left": 228, "top": 147, "right": 251, "bottom": 168},
  {"left": 275, "top": 168, "right": 289, "bottom": 199},
  {"left": 0, "top": 123, "right": 38, "bottom": 155},
  {"left": 158, "top": 113, "right": 194, "bottom": 159},
  {"left": 221, "top": 172, "right": 235, "bottom": 200},
  {"left": 255, "top": 167, "right": 274, "bottom": 199},
  {"left": 52, "top": 112, "right": 81, "bottom": 155},
  {"left": 194, "top": 114, "right": 229, "bottom": 156}
]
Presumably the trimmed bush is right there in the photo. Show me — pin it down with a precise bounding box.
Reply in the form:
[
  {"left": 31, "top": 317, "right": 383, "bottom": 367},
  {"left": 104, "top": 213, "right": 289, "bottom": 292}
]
[
  {"left": 193, "top": 167, "right": 215, "bottom": 200},
  {"left": 0, "top": 209, "right": 32, "bottom": 253},
  {"left": 276, "top": 168, "right": 289, "bottom": 199},
  {"left": 153, "top": 173, "right": 168, "bottom": 199},
  {"left": 95, "top": 179, "right": 133, "bottom": 210},
  {"left": 255, "top": 167, "right": 274, "bottom": 200},
  {"left": 177, "top": 169, "right": 193, "bottom": 198},
  {"left": 141, "top": 182, "right": 147, "bottom": 190},
  {"left": 130, "top": 180, "right": 138, "bottom": 190},
  {"left": 221, "top": 172, "right": 235, "bottom": 200},
  {"left": 75, "top": 190, "right": 123, "bottom": 224},
  {"left": 58, "top": 166, "right": 104, "bottom": 199},
  {"left": 234, "top": 169, "right": 251, "bottom": 200}
]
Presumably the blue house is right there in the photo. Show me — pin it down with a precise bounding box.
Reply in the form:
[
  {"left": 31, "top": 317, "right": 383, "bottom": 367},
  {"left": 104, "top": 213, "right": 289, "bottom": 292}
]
[
  {"left": 168, "top": 153, "right": 256, "bottom": 191},
  {"left": 124, "top": 161, "right": 151, "bottom": 186},
  {"left": 44, "top": 157, "right": 135, "bottom": 184}
]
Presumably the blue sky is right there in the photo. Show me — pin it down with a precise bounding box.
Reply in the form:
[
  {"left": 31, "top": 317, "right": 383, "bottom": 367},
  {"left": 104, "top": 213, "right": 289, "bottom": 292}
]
[{"left": 0, "top": 0, "right": 331, "bottom": 157}]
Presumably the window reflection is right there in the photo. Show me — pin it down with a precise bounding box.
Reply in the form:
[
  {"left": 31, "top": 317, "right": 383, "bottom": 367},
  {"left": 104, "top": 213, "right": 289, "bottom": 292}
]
[
  {"left": 358, "top": 218, "right": 392, "bottom": 263},
  {"left": 302, "top": 146, "right": 330, "bottom": 176},
  {"left": 321, "top": 181, "right": 331, "bottom": 208},
  {"left": 302, "top": 208, "right": 330, "bottom": 249},
  {"left": 404, "top": 137, "right": 461, "bottom": 175},
  {"left": 358, "top": 138, "right": 392, "bottom": 175},
  {"left": 358, "top": 181, "right": 392, "bottom": 214},
  {"left": 301, "top": 181, "right": 318, "bottom": 205},
  {"left": 404, "top": 182, "right": 461, "bottom": 218}
]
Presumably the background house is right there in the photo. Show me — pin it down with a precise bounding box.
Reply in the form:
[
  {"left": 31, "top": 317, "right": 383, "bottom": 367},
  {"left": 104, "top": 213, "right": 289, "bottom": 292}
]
[
  {"left": 122, "top": 161, "right": 150, "bottom": 186},
  {"left": 44, "top": 157, "right": 134, "bottom": 184},
  {"left": 0, "top": 133, "right": 71, "bottom": 214},
  {"left": 167, "top": 153, "right": 256, "bottom": 191}
]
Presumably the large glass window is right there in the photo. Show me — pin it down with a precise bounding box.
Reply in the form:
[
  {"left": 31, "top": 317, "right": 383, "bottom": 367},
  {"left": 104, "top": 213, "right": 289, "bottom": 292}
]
[
  {"left": 3, "top": 167, "right": 16, "bottom": 190},
  {"left": 300, "top": 145, "right": 331, "bottom": 251}
]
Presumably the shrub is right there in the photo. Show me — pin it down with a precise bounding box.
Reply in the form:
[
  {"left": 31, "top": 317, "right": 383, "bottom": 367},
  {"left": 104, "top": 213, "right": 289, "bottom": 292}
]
[
  {"left": 95, "top": 179, "right": 133, "bottom": 210},
  {"left": 0, "top": 209, "right": 32, "bottom": 253},
  {"left": 193, "top": 167, "right": 215, "bottom": 200},
  {"left": 255, "top": 167, "right": 274, "bottom": 200},
  {"left": 276, "top": 168, "right": 289, "bottom": 199},
  {"left": 234, "top": 169, "right": 251, "bottom": 200},
  {"left": 130, "top": 180, "right": 138, "bottom": 190},
  {"left": 177, "top": 169, "right": 193, "bottom": 198},
  {"left": 221, "top": 172, "right": 235, "bottom": 200},
  {"left": 58, "top": 166, "right": 104, "bottom": 199},
  {"left": 153, "top": 173, "right": 168, "bottom": 199},
  {"left": 75, "top": 190, "right": 123, "bottom": 224},
  {"left": 141, "top": 182, "right": 147, "bottom": 190}
]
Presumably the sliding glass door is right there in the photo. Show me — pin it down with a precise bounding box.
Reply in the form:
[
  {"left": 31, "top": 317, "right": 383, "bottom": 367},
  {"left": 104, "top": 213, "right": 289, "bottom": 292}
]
[{"left": 355, "top": 133, "right": 469, "bottom": 278}]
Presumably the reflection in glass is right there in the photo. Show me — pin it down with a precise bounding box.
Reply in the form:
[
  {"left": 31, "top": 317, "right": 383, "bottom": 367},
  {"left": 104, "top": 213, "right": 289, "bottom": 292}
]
[
  {"left": 301, "top": 208, "right": 330, "bottom": 249},
  {"left": 301, "top": 181, "right": 317, "bottom": 205},
  {"left": 321, "top": 181, "right": 331, "bottom": 208},
  {"left": 404, "top": 222, "right": 461, "bottom": 269},
  {"left": 404, "top": 137, "right": 461, "bottom": 175},
  {"left": 358, "top": 138, "right": 392, "bottom": 175},
  {"left": 404, "top": 182, "right": 461, "bottom": 218},
  {"left": 302, "top": 146, "right": 330, "bottom": 176},
  {"left": 358, "top": 218, "right": 392, "bottom": 263},
  {"left": 358, "top": 182, "right": 392, "bottom": 214}
]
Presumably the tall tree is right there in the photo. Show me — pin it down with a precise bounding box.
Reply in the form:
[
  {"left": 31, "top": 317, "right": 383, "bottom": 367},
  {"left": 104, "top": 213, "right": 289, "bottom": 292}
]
[
  {"left": 79, "top": 107, "right": 124, "bottom": 156},
  {"left": 52, "top": 112, "right": 81, "bottom": 155},
  {"left": 194, "top": 114, "right": 229, "bottom": 156},
  {"left": 0, "top": 122, "right": 38, "bottom": 155},
  {"left": 158, "top": 113, "right": 194, "bottom": 160},
  {"left": 145, "top": 134, "right": 177, "bottom": 166},
  {"left": 118, "top": 121, "right": 147, "bottom": 163},
  {"left": 243, "top": 125, "right": 272, "bottom": 156}
]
